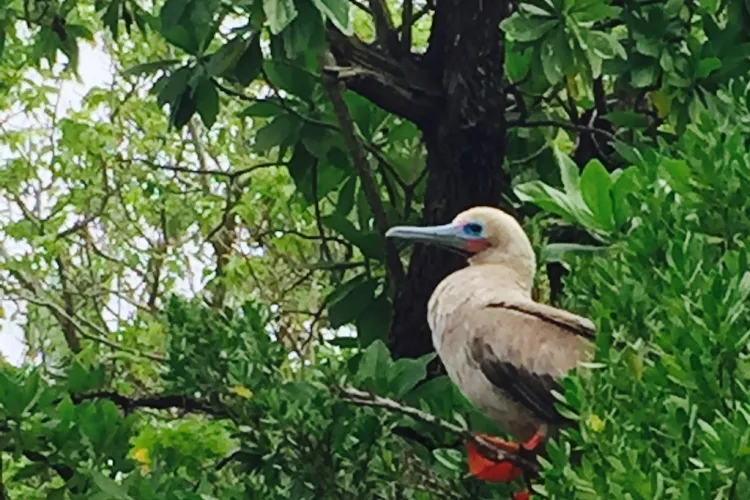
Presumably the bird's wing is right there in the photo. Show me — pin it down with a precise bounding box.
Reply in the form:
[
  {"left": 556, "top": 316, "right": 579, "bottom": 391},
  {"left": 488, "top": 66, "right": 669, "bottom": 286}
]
[{"left": 467, "top": 298, "right": 595, "bottom": 425}]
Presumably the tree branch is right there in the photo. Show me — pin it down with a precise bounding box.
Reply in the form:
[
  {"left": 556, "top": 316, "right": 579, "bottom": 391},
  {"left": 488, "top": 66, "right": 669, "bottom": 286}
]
[
  {"left": 338, "top": 386, "right": 540, "bottom": 477},
  {"left": 508, "top": 119, "right": 616, "bottom": 142},
  {"left": 71, "top": 391, "right": 225, "bottom": 416},
  {"left": 54, "top": 255, "right": 82, "bottom": 353},
  {"left": 326, "top": 28, "right": 440, "bottom": 125},
  {"left": 368, "top": 0, "right": 397, "bottom": 51},
  {"left": 402, "top": 0, "right": 413, "bottom": 51},
  {"left": 319, "top": 52, "right": 405, "bottom": 290}
]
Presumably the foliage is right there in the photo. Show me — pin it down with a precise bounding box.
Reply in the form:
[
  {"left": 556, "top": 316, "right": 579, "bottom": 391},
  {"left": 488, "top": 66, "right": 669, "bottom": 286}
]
[{"left": 1, "top": 0, "right": 750, "bottom": 498}]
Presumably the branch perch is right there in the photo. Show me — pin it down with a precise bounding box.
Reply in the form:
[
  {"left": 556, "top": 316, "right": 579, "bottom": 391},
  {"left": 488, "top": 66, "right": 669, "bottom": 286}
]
[{"left": 338, "top": 386, "right": 541, "bottom": 477}]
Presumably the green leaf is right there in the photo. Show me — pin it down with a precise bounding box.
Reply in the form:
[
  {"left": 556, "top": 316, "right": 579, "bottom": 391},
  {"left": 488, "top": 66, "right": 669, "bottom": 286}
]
[
  {"left": 195, "top": 79, "right": 219, "bottom": 127},
  {"left": 554, "top": 145, "right": 583, "bottom": 206},
  {"left": 579, "top": 159, "right": 614, "bottom": 231},
  {"left": 604, "top": 110, "right": 650, "bottom": 129},
  {"left": 500, "top": 15, "right": 558, "bottom": 42},
  {"left": 122, "top": 59, "right": 180, "bottom": 77},
  {"left": 355, "top": 292, "right": 392, "bottom": 347},
  {"left": 157, "top": 66, "right": 191, "bottom": 106},
  {"left": 327, "top": 278, "right": 379, "bottom": 328},
  {"left": 231, "top": 35, "right": 263, "bottom": 86},
  {"left": 505, "top": 44, "right": 532, "bottom": 82},
  {"left": 263, "top": 0, "right": 298, "bottom": 34},
  {"left": 336, "top": 176, "right": 356, "bottom": 216},
  {"left": 587, "top": 31, "right": 626, "bottom": 60},
  {"left": 631, "top": 63, "right": 658, "bottom": 88},
  {"left": 322, "top": 213, "right": 383, "bottom": 260},
  {"left": 91, "top": 470, "right": 131, "bottom": 499},
  {"left": 311, "top": 0, "right": 352, "bottom": 36},
  {"left": 356, "top": 339, "right": 392, "bottom": 385},
  {"left": 697, "top": 57, "right": 721, "bottom": 79},
  {"left": 611, "top": 166, "right": 639, "bottom": 227},
  {"left": 237, "top": 100, "right": 282, "bottom": 117},
  {"left": 541, "top": 28, "right": 567, "bottom": 84},
  {"left": 206, "top": 37, "right": 250, "bottom": 77},
  {"left": 661, "top": 158, "right": 691, "bottom": 194},
  {"left": 253, "top": 114, "right": 300, "bottom": 152},
  {"left": 389, "top": 353, "right": 436, "bottom": 397}
]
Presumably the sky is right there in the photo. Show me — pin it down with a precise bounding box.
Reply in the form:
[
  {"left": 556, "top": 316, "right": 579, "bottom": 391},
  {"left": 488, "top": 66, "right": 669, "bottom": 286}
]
[{"left": 0, "top": 38, "right": 113, "bottom": 366}]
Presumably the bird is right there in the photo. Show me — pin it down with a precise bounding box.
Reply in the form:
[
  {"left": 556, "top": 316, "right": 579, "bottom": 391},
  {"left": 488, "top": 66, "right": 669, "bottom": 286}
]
[{"left": 386, "top": 206, "right": 595, "bottom": 493}]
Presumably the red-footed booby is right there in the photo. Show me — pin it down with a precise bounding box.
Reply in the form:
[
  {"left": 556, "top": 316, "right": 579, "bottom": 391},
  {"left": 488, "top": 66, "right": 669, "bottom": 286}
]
[{"left": 386, "top": 206, "right": 595, "bottom": 492}]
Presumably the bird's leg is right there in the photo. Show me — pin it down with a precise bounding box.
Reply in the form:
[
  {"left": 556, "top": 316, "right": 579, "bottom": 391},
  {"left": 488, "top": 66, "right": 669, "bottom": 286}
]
[
  {"left": 466, "top": 434, "right": 523, "bottom": 482},
  {"left": 466, "top": 426, "right": 546, "bottom": 485},
  {"left": 520, "top": 426, "right": 545, "bottom": 453}
]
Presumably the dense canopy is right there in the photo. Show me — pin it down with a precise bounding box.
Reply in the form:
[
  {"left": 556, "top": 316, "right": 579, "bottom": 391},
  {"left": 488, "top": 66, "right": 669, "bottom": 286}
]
[{"left": 1, "top": 0, "right": 749, "bottom": 498}]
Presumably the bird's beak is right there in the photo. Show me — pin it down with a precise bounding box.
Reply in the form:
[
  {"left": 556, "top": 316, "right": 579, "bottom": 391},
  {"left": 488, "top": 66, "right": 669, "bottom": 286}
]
[{"left": 385, "top": 223, "right": 469, "bottom": 253}]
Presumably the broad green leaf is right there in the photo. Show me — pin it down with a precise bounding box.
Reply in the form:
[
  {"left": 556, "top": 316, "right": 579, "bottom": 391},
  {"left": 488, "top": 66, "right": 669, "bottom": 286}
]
[
  {"left": 697, "top": 57, "right": 721, "bottom": 79},
  {"left": 156, "top": 66, "right": 191, "bottom": 106},
  {"left": 327, "top": 278, "right": 379, "bottom": 328},
  {"left": 122, "top": 59, "right": 180, "bottom": 77},
  {"left": 611, "top": 166, "right": 639, "bottom": 227},
  {"left": 91, "top": 470, "right": 131, "bottom": 499},
  {"left": 195, "top": 79, "right": 219, "bottom": 127},
  {"left": 322, "top": 213, "right": 384, "bottom": 260},
  {"left": 579, "top": 159, "right": 614, "bottom": 231},
  {"left": 604, "top": 110, "right": 650, "bottom": 129},
  {"left": 389, "top": 353, "right": 436, "bottom": 398},
  {"left": 356, "top": 339, "right": 392, "bottom": 386},
  {"left": 554, "top": 145, "right": 583, "bottom": 206},
  {"left": 253, "top": 114, "right": 300, "bottom": 151},
  {"left": 206, "top": 37, "right": 250, "bottom": 77},
  {"left": 355, "top": 292, "right": 392, "bottom": 347},
  {"left": 237, "top": 100, "right": 283, "bottom": 117},
  {"left": 311, "top": 0, "right": 352, "bottom": 36},
  {"left": 500, "top": 15, "right": 558, "bottom": 42},
  {"left": 231, "top": 35, "right": 263, "bottom": 85},
  {"left": 336, "top": 176, "right": 357, "bottom": 216},
  {"left": 586, "top": 31, "right": 626, "bottom": 60},
  {"left": 541, "top": 28, "right": 567, "bottom": 84},
  {"left": 263, "top": 0, "right": 298, "bottom": 35},
  {"left": 661, "top": 158, "right": 691, "bottom": 194}
]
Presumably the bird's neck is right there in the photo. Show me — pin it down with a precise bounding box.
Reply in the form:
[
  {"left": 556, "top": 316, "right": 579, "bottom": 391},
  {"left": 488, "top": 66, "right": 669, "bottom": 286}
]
[{"left": 467, "top": 255, "right": 536, "bottom": 296}]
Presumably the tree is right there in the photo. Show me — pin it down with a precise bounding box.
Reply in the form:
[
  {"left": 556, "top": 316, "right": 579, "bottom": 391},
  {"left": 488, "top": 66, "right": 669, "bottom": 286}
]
[{"left": 1, "top": 0, "right": 750, "bottom": 498}]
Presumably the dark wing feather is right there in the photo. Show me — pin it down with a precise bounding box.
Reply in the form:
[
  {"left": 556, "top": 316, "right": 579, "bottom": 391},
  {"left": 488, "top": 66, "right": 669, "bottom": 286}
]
[{"left": 470, "top": 338, "right": 572, "bottom": 425}]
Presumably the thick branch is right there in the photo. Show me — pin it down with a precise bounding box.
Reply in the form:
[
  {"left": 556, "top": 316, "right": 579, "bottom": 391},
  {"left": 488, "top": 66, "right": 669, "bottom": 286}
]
[
  {"left": 326, "top": 28, "right": 440, "bottom": 125},
  {"left": 338, "top": 386, "right": 540, "bottom": 476},
  {"left": 368, "top": 0, "right": 397, "bottom": 50},
  {"left": 320, "top": 54, "right": 405, "bottom": 290}
]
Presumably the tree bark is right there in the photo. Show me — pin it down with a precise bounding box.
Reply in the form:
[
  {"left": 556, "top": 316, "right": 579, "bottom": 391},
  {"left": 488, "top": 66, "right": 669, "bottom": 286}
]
[{"left": 390, "top": 0, "right": 511, "bottom": 359}]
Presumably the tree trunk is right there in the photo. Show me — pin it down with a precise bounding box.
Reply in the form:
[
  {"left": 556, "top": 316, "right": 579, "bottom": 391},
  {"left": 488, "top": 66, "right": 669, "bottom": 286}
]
[{"left": 389, "top": 0, "right": 511, "bottom": 359}]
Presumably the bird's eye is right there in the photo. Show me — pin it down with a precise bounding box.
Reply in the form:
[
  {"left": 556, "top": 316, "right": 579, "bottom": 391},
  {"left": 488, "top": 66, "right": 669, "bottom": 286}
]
[{"left": 463, "top": 222, "right": 484, "bottom": 236}]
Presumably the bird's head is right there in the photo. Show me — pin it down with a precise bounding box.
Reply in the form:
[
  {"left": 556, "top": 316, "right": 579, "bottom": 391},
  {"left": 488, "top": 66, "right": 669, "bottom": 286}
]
[{"left": 385, "top": 206, "right": 536, "bottom": 272}]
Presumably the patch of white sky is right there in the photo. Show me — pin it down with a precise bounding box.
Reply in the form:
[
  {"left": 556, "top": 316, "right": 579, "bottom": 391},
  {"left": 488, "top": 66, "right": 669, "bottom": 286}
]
[{"left": 0, "top": 17, "right": 353, "bottom": 367}]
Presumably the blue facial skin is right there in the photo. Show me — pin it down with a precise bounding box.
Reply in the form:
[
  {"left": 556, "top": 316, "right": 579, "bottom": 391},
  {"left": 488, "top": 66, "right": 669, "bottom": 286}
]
[{"left": 463, "top": 221, "right": 485, "bottom": 238}]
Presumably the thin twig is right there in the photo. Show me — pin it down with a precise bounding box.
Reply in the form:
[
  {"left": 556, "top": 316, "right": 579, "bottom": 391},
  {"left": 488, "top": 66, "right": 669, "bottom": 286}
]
[
  {"left": 508, "top": 119, "right": 616, "bottom": 142},
  {"left": 133, "top": 157, "right": 288, "bottom": 179},
  {"left": 319, "top": 52, "right": 405, "bottom": 290}
]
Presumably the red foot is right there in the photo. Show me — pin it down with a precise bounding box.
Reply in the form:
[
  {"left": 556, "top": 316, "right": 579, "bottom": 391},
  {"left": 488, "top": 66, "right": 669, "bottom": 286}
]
[
  {"left": 513, "top": 489, "right": 531, "bottom": 500},
  {"left": 466, "top": 427, "right": 545, "bottom": 483},
  {"left": 521, "top": 427, "right": 545, "bottom": 452},
  {"left": 466, "top": 433, "right": 522, "bottom": 482}
]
